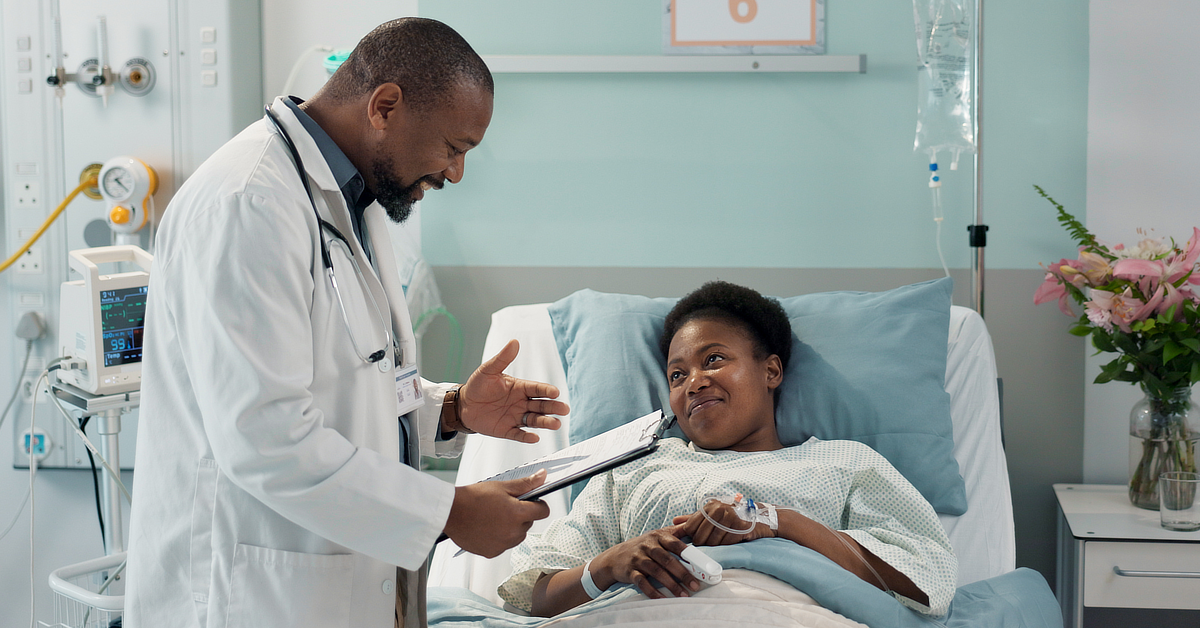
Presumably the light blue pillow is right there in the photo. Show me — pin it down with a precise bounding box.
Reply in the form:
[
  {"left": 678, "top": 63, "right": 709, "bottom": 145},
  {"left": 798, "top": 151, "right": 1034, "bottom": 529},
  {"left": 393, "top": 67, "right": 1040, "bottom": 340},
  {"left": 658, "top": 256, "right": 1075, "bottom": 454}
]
[{"left": 547, "top": 277, "right": 966, "bottom": 515}]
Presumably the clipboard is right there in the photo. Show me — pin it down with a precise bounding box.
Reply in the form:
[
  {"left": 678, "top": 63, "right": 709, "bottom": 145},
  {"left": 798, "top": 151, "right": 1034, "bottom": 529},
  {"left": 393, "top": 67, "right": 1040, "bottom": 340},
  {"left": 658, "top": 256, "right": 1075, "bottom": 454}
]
[{"left": 484, "top": 410, "right": 675, "bottom": 501}]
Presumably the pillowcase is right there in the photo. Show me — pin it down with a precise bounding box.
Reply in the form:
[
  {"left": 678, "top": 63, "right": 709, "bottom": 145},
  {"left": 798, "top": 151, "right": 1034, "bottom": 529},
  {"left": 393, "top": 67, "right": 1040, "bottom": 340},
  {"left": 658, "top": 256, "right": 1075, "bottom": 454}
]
[{"left": 547, "top": 277, "right": 966, "bottom": 515}]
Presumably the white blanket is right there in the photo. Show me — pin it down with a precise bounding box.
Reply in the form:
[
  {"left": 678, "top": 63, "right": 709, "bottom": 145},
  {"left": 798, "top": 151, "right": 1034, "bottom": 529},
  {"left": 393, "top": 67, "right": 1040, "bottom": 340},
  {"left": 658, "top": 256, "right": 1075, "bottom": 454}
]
[{"left": 538, "top": 570, "right": 864, "bottom": 628}]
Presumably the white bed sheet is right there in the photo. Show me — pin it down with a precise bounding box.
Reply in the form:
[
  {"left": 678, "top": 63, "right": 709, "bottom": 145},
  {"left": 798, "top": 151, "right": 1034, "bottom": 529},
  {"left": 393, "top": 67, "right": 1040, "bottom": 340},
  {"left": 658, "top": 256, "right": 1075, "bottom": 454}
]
[{"left": 428, "top": 304, "right": 1015, "bottom": 605}]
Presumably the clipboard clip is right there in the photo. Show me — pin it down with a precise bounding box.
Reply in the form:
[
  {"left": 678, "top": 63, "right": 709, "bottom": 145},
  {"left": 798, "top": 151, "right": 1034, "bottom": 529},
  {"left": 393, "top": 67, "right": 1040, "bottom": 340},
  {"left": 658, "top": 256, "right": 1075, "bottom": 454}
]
[{"left": 641, "top": 412, "right": 676, "bottom": 441}]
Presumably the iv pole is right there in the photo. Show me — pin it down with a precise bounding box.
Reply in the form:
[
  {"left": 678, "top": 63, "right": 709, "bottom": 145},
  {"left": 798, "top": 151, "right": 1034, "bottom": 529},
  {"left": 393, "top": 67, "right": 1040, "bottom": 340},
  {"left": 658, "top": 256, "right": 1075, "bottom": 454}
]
[{"left": 968, "top": 0, "right": 988, "bottom": 317}]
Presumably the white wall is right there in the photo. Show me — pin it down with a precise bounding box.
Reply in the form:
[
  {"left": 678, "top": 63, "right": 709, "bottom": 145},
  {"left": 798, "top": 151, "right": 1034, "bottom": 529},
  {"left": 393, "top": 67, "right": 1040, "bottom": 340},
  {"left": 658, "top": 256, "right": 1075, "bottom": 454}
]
[
  {"left": 262, "top": 0, "right": 418, "bottom": 100},
  {"left": 1085, "top": 0, "right": 1200, "bottom": 483}
]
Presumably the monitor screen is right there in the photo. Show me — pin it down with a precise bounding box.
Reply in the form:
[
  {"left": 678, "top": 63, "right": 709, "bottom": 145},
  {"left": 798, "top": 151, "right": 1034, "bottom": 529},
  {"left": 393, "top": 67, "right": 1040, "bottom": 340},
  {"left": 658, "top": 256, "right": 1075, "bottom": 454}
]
[{"left": 100, "top": 285, "right": 148, "bottom": 367}]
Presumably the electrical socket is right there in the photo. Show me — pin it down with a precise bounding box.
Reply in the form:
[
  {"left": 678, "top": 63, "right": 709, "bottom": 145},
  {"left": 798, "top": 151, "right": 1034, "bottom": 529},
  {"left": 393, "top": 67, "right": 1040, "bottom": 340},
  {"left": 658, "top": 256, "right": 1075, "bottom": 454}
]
[
  {"left": 16, "top": 246, "right": 43, "bottom": 274},
  {"left": 15, "top": 181, "right": 40, "bottom": 207},
  {"left": 20, "top": 373, "right": 45, "bottom": 403},
  {"left": 21, "top": 428, "right": 51, "bottom": 461}
]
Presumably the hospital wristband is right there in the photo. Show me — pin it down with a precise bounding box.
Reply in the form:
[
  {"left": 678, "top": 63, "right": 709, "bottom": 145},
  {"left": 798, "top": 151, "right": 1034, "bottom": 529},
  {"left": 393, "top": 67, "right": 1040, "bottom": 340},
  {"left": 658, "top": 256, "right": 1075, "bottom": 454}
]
[{"left": 580, "top": 560, "right": 604, "bottom": 599}]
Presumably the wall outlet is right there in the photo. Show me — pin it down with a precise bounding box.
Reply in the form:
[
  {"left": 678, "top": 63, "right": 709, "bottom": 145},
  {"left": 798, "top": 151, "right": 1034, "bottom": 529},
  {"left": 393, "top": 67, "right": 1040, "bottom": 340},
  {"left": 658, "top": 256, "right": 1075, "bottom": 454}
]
[
  {"left": 16, "top": 246, "right": 42, "bottom": 273},
  {"left": 20, "top": 373, "right": 45, "bottom": 402},
  {"left": 21, "top": 428, "right": 51, "bottom": 461},
  {"left": 15, "top": 181, "right": 39, "bottom": 207}
]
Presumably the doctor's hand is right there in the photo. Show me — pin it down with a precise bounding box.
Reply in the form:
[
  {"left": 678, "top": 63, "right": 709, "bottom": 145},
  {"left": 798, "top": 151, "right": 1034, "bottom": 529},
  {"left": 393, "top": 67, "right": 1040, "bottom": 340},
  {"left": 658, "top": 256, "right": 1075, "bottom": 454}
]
[
  {"left": 444, "top": 470, "right": 551, "bottom": 558},
  {"left": 457, "top": 339, "right": 568, "bottom": 443}
]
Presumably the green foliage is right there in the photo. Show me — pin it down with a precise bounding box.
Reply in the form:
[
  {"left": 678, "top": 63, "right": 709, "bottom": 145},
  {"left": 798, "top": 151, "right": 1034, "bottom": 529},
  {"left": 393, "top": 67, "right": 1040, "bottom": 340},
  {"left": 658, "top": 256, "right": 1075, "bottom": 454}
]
[{"left": 1033, "top": 185, "right": 1100, "bottom": 251}]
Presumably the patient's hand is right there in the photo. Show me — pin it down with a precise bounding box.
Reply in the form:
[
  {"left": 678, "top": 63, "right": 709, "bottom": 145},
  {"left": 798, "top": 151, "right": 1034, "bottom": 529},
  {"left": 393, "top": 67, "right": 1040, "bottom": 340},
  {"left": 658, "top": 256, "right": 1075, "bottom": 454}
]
[
  {"left": 592, "top": 527, "right": 701, "bottom": 601},
  {"left": 444, "top": 471, "right": 550, "bottom": 558},
  {"left": 458, "top": 339, "right": 569, "bottom": 443},
  {"left": 531, "top": 527, "right": 701, "bottom": 616},
  {"left": 673, "top": 501, "right": 775, "bottom": 546}
]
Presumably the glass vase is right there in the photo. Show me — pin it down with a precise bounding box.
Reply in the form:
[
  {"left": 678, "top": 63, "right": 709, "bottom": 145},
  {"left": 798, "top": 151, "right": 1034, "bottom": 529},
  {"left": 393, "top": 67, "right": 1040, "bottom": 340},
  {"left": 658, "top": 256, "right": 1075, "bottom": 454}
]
[{"left": 1128, "top": 384, "right": 1199, "bottom": 510}]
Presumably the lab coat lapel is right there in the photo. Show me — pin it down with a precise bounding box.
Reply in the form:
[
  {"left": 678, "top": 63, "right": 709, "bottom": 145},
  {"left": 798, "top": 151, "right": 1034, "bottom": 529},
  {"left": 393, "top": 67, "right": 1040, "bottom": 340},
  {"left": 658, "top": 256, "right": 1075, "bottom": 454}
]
[
  {"left": 364, "top": 204, "right": 418, "bottom": 370},
  {"left": 365, "top": 203, "right": 428, "bottom": 628}
]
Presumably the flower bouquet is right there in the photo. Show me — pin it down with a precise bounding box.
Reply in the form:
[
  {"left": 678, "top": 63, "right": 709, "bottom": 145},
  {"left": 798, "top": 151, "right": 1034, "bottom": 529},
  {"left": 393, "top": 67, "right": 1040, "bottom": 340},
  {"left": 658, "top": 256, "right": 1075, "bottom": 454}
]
[{"left": 1033, "top": 186, "right": 1200, "bottom": 509}]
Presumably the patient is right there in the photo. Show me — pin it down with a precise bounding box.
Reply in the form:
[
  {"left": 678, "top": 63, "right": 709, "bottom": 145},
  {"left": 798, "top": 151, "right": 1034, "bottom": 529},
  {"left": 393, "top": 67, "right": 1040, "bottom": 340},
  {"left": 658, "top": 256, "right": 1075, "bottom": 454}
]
[{"left": 498, "top": 281, "right": 957, "bottom": 618}]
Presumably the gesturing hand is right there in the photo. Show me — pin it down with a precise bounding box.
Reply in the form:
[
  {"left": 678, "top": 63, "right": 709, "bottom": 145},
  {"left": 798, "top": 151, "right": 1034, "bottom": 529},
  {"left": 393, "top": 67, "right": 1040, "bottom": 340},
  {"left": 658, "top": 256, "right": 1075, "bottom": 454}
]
[
  {"left": 459, "top": 339, "right": 569, "bottom": 443},
  {"left": 589, "top": 527, "right": 700, "bottom": 600},
  {"left": 672, "top": 499, "right": 775, "bottom": 546}
]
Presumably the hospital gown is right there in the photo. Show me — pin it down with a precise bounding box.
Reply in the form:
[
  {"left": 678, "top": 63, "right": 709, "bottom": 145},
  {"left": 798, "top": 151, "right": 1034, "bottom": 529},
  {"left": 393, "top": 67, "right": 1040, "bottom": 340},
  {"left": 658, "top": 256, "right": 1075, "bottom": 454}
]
[{"left": 500, "top": 437, "right": 957, "bottom": 616}]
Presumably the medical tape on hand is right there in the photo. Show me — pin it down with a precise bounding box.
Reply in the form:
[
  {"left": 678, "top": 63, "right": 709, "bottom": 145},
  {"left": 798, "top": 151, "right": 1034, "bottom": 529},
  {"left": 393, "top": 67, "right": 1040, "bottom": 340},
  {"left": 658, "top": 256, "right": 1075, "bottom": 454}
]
[
  {"left": 744, "top": 500, "right": 779, "bottom": 531},
  {"left": 698, "top": 495, "right": 778, "bottom": 533},
  {"left": 580, "top": 560, "right": 604, "bottom": 599}
]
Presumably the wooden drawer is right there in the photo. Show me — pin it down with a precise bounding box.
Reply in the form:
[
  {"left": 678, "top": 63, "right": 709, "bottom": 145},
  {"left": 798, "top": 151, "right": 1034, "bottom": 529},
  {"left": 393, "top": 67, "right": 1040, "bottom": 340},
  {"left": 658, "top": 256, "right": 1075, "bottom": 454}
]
[{"left": 1083, "top": 541, "right": 1200, "bottom": 609}]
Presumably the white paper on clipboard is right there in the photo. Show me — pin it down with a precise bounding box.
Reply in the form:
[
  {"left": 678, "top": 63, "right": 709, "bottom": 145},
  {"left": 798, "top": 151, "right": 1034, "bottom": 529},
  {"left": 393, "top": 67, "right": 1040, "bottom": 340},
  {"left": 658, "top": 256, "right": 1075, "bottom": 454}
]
[{"left": 483, "top": 410, "right": 672, "bottom": 500}]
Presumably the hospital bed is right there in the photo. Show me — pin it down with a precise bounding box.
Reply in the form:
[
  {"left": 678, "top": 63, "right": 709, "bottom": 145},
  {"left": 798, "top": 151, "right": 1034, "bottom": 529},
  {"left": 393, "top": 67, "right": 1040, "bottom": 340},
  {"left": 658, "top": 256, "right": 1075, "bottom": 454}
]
[{"left": 427, "top": 281, "right": 1061, "bottom": 627}]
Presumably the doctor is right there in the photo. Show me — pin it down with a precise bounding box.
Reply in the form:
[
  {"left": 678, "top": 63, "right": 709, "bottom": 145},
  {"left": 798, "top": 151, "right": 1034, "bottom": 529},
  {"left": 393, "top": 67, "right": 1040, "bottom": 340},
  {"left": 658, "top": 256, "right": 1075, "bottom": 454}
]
[{"left": 124, "top": 18, "right": 567, "bottom": 628}]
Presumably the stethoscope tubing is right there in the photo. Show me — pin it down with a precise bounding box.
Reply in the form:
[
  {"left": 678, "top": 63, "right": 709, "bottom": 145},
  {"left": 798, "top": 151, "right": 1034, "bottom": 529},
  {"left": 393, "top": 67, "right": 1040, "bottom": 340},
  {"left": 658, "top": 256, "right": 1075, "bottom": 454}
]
[{"left": 263, "top": 103, "right": 392, "bottom": 364}]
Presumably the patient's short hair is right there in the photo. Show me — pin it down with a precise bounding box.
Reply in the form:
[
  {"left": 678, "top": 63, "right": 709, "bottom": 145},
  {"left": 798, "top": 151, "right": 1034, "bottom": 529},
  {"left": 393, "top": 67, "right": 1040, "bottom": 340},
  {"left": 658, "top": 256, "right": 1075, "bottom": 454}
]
[
  {"left": 321, "top": 17, "right": 493, "bottom": 114},
  {"left": 660, "top": 281, "right": 792, "bottom": 370}
]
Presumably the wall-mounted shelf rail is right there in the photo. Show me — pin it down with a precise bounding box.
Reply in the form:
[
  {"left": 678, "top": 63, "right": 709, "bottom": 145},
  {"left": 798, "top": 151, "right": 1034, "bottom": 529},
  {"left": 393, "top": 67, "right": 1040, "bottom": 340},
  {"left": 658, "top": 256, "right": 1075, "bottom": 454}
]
[{"left": 482, "top": 54, "right": 866, "bottom": 74}]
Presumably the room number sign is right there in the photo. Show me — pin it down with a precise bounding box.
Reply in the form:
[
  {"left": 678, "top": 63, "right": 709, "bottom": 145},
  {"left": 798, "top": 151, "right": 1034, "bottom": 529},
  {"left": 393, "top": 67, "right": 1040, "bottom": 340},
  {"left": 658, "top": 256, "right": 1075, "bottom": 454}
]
[{"left": 664, "top": 0, "right": 825, "bottom": 54}]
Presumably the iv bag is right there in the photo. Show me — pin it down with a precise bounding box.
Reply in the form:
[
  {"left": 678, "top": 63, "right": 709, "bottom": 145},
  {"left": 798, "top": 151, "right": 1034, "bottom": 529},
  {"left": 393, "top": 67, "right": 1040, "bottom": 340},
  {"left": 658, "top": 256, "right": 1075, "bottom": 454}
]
[{"left": 913, "top": 0, "right": 975, "bottom": 163}]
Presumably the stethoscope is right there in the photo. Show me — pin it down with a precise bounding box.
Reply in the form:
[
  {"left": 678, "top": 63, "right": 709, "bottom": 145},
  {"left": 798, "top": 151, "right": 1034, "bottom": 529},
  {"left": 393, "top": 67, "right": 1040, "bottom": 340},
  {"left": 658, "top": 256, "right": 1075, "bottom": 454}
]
[{"left": 264, "top": 104, "right": 393, "bottom": 365}]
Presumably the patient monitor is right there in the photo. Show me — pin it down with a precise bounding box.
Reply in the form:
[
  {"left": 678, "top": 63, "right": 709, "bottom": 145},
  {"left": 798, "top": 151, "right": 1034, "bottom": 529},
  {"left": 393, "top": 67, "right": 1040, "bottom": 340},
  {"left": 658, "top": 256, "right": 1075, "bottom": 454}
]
[{"left": 58, "top": 245, "right": 152, "bottom": 395}]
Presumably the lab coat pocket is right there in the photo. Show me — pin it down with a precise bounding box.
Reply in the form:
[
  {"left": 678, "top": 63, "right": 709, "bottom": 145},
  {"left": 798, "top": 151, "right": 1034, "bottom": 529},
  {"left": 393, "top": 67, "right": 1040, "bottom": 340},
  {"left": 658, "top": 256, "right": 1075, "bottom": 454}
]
[{"left": 226, "top": 543, "right": 354, "bottom": 628}]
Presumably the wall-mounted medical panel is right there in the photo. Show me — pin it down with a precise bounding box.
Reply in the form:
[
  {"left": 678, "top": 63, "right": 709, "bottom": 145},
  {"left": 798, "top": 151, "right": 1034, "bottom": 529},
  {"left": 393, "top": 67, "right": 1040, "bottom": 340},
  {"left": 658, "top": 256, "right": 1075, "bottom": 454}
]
[{"left": 1, "top": 0, "right": 262, "bottom": 469}]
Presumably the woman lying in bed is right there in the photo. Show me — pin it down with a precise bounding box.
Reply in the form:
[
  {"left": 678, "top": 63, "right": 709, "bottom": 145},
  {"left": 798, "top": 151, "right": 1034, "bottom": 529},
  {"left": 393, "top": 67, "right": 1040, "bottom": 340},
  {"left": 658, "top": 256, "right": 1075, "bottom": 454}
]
[{"left": 498, "top": 281, "right": 957, "bottom": 618}]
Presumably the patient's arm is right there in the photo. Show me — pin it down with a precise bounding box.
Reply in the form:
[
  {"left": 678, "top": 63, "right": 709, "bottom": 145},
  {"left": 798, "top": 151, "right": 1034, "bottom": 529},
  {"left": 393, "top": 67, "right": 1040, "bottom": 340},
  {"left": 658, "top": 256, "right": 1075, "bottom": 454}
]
[
  {"left": 674, "top": 501, "right": 929, "bottom": 607},
  {"left": 530, "top": 527, "right": 700, "bottom": 617}
]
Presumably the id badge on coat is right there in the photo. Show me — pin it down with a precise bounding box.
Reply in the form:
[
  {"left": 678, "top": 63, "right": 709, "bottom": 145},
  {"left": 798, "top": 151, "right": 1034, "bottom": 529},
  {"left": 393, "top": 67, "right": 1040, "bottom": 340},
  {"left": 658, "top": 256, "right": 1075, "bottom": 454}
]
[{"left": 394, "top": 364, "right": 425, "bottom": 416}]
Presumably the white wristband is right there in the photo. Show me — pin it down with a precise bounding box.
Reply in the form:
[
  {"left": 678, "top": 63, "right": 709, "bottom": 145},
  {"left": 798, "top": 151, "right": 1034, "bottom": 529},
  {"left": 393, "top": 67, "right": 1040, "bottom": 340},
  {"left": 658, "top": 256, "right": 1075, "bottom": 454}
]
[{"left": 580, "top": 560, "right": 604, "bottom": 599}]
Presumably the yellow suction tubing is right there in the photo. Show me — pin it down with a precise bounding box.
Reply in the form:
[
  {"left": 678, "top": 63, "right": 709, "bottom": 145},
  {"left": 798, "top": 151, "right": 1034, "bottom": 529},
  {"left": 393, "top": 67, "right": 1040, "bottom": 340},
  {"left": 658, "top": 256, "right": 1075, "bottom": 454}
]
[{"left": 0, "top": 176, "right": 96, "bottom": 273}]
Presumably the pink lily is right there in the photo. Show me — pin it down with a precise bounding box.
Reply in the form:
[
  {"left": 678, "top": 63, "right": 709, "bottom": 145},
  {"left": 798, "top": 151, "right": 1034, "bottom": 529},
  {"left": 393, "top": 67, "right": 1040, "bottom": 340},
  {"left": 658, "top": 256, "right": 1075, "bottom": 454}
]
[
  {"left": 1131, "top": 284, "right": 1165, "bottom": 322},
  {"left": 1034, "top": 259, "right": 1081, "bottom": 316},
  {"left": 1076, "top": 250, "right": 1113, "bottom": 284},
  {"left": 1113, "top": 257, "right": 1166, "bottom": 283},
  {"left": 1169, "top": 226, "right": 1200, "bottom": 285},
  {"left": 1092, "top": 289, "right": 1145, "bottom": 333},
  {"left": 1034, "top": 275, "right": 1074, "bottom": 316},
  {"left": 1084, "top": 300, "right": 1114, "bottom": 332},
  {"left": 1156, "top": 283, "right": 1187, "bottom": 319},
  {"left": 1182, "top": 227, "right": 1200, "bottom": 269}
]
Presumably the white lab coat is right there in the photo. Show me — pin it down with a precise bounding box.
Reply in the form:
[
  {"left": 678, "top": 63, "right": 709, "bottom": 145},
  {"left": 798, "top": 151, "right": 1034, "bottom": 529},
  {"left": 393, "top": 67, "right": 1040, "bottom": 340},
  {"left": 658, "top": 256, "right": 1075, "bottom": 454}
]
[{"left": 124, "top": 97, "right": 465, "bottom": 628}]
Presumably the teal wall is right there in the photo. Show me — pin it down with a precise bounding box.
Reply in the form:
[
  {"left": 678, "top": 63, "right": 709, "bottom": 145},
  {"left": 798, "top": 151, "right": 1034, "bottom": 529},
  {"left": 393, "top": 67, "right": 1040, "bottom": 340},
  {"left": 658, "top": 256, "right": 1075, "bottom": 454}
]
[{"left": 419, "top": 0, "right": 1089, "bottom": 270}]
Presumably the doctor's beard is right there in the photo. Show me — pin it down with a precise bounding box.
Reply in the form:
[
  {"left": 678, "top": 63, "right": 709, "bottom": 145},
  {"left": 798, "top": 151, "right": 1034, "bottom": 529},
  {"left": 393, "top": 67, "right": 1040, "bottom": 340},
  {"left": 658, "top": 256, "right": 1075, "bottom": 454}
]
[{"left": 372, "top": 159, "right": 442, "bottom": 224}]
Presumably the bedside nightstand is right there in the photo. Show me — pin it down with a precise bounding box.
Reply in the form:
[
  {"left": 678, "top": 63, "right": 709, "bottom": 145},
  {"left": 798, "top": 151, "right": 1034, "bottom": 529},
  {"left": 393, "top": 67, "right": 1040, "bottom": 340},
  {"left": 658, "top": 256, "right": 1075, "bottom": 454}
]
[{"left": 1055, "top": 484, "right": 1200, "bottom": 627}]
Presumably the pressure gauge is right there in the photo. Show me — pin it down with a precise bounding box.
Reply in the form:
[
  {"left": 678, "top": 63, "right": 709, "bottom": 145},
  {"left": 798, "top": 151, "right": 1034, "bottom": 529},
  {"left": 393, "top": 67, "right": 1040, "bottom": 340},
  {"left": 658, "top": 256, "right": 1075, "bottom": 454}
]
[
  {"left": 98, "top": 156, "right": 158, "bottom": 235},
  {"left": 101, "top": 166, "right": 136, "bottom": 202}
]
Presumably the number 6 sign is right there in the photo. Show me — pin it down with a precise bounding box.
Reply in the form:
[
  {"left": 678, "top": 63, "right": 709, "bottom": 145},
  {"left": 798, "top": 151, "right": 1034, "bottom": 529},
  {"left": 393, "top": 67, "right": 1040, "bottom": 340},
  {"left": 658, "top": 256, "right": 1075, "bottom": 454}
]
[{"left": 665, "top": 0, "right": 824, "bottom": 54}]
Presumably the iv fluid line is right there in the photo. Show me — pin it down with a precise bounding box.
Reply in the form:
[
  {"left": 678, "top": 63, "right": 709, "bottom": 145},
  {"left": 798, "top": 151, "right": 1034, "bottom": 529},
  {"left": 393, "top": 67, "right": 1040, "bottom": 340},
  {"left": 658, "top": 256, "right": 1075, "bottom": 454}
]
[
  {"left": 928, "top": 157, "right": 950, "bottom": 278},
  {"left": 932, "top": 185, "right": 949, "bottom": 278}
]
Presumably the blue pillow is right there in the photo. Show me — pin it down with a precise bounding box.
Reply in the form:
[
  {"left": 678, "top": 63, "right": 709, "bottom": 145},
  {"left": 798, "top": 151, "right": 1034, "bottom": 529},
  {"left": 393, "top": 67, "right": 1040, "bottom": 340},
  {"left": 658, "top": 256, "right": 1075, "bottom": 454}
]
[{"left": 547, "top": 277, "right": 966, "bottom": 515}]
